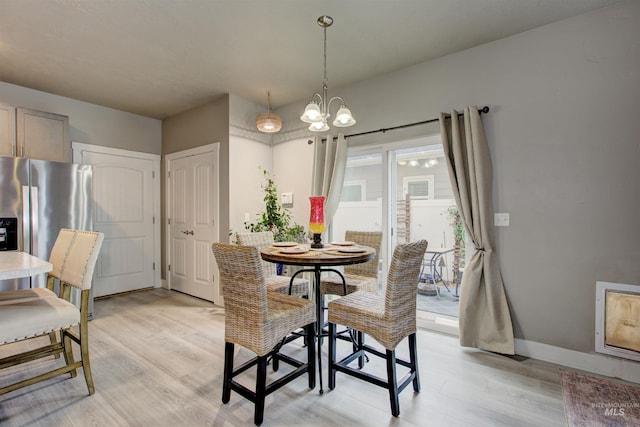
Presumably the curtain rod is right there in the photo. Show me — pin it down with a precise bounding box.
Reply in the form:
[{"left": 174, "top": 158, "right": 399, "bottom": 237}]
[{"left": 314, "top": 106, "right": 489, "bottom": 143}]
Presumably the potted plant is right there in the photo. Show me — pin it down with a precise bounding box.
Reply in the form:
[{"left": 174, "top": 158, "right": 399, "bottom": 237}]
[{"left": 243, "top": 167, "right": 305, "bottom": 243}]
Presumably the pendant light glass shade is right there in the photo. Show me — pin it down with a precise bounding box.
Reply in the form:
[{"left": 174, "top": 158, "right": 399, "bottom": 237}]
[
  {"left": 309, "top": 120, "right": 329, "bottom": 132},
  {"left": 256, "top": 113, "right": 282, "bottom": 133},
  {"left": 256, "top": 92, "right": 282, "bottom": 133},
  {"left": 300, "top": 102, "right": 322, "bottom": 123},
  {"left": 332, "top": 105, "right": 356, "bottom": 127}
]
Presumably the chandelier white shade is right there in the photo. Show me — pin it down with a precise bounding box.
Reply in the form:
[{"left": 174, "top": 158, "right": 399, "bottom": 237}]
[
  {"left": 334, "top": 105, "right": 356, "bottom": 127},
  {"left": 300, "top": 15, "right": 356, "bottom": 133},
  {"left": 256, "top": 91, "right": 282, "bottom": 133}
]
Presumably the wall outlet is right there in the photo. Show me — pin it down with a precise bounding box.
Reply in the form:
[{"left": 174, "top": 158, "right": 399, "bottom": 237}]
[{"left": 494, "top": 213, "right": 510, "bottom": 227}]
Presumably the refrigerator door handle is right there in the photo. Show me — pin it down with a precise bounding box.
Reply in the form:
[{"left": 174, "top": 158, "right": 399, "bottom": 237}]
[
  {"left": 22, "top": 185, "right": 30, "bottom": 254},
  {"left": 30, "top": 186, "right": 38, "bottom": 255}
]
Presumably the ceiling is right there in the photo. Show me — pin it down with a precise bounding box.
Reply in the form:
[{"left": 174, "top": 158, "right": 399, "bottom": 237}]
[{"left": 0, "top": 0, "right": 621, "bottom": 120}]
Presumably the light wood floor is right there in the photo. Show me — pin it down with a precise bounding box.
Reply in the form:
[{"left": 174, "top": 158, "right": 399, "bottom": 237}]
[{"left": 0, "top": 288, "right": 567, "bottom": 426}]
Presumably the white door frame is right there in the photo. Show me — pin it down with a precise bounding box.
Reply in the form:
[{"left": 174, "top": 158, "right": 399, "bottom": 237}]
[
  {"left": 72, "top": 142, "right": 162, "bottom": 289},
  {"left": 165, "top": 143, "right": 221, "bottom": 302}
]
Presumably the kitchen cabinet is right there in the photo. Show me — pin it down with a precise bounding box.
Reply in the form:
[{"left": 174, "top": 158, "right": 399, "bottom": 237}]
[
  {"left": 17, "top": 108, "right": 70, "bottom": 162},
  {"left": 0, "top": 104, "right": 70, "bottom": 162},
  {"left": 0, "top": 104, "right": 16, "bottom": 157}
]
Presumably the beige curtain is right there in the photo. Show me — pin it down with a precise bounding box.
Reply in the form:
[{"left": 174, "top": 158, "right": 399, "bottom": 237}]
[
  {"left": 311, "top": 133, "right": 347, "bottom": 225},
  {"left": 440, "top": 107, "right": 514, "bottom": 355}
]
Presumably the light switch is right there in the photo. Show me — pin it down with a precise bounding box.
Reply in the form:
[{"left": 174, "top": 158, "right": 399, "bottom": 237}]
[
  {"left": 244, "top": 212, "right": 250, "bottom": 223},
  {"left": 494, "top": 213, "right": 510, "bottom": 227},
  {"left": 281, "top": 192, "right": 293, "bottom": 205}
]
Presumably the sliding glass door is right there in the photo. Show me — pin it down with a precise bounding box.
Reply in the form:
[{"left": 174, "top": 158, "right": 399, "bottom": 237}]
[
  {"left": 332, "top": 134, "right": 462, "bottom": 331},
  {"left": 332, "top": 148, "right": 386, "bottom": 283}
]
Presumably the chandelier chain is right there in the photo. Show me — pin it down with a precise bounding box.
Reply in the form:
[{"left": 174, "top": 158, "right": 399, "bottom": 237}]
[{"left": 323, "top": 26, "right": 328, "bottom": 85}]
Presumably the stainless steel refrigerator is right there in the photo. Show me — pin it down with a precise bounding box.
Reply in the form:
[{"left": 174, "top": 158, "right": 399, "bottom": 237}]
[{"left": 0, "top": 155, "right": 93, "bottom": 299}]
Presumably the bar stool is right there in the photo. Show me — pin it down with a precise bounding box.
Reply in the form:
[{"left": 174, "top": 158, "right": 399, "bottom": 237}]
[
  {"left": 0, "top": 230, "right": 104, "bottom": 396},
  {"left": 0, "top": 228, "right": 76, "bottom": 301},
  {"left": 211, "top": 243, "right": 316, "bottom": 426},
  {"left": 236, "top": 231, "right": 309, "bottom": 298},
  {"left": 327, "top": 239, "right": 428, "bottom": 417},
  {"left": 319, "top": 230, "right": 382, "bottom": 296}
]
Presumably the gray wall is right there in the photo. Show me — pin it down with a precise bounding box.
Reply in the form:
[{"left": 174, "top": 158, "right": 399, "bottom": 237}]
[
  {"left": 275, "top": 1, "right": 640, "bottom": 354},
  {"left": 0, "top": 81, "right": 161, "bottom": 154}
]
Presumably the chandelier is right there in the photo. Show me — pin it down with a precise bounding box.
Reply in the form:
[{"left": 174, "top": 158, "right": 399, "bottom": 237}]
[
  {"left": 256, "top": 91, "right": 283, "bottom": 133},
  {"left": 300, "top": 15, "right": 356, "bottom": 132}
]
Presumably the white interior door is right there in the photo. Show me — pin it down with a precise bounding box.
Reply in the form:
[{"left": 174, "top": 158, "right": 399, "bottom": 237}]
[
  {"left": 72, "top": 143, "right": 160, "bottom": 298},
  {"left": 167, "top": 144, "right": 219, "bottom": 303}
]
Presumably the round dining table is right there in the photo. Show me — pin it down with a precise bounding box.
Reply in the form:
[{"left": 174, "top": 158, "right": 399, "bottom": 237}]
[{"left": 260, "top": 242, "right": 375, "bottom": 394}]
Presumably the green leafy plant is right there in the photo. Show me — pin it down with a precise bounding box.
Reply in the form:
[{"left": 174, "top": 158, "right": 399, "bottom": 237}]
[
  {"left": 446, "top": 205, "right": 465, "bottom": 249},
  {"left": 446, "top": 205, "right": 465, "bottom": 284},
  {"left": 243, "top": 168, "right": 305, "bottom": 242}
]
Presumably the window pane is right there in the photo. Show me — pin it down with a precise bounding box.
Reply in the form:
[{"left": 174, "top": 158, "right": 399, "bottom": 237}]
[
  {"left": 340, "top": 182, "right": 364, "bottom": 202},
  {"left": 333, "top": 153, "right": 383, "bottom": 239}
]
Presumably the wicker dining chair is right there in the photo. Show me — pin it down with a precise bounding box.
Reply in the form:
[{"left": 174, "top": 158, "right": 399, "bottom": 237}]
[
  {"left": 320, "top": 230, "right": 383, "bottom": 296},
  {"left": 236, "top": 231, "right": 309, "bottom": 298},
  {"left": 0, "top": 230, "right": 104, "bottom": 396},
  {"left": 211, "top": 243, "right": 316, "bottom": 426},
  {"left": 327, "top": 239, "right": 428, "bottom": 417}
]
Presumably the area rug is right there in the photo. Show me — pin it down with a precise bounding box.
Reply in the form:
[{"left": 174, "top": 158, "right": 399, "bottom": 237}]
[{"left": 560, "top": 368, "right": 640, "bottom": 426}]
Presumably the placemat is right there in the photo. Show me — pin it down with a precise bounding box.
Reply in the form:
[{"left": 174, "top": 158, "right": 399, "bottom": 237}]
[
  {"left": 323, "top": 248, "right": 369, "bottom": 256},
  {"left": 275, "top": 249, "right": 321, "bottom": 258}
]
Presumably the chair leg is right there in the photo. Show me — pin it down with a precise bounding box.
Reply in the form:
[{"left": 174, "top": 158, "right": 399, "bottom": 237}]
[
  {"left": 62, "top": 332, "right": 77, "bottom": 378},
  {"left": 48, "top": 332, "right": 60, "bottom": 359},
  {"left": 357, "top": 331, "right": 365, "bottom": 369},
  {"left": 328, "top": 322, "right": 336, "bottom": 390},
  {"left": 386, "top": 349, "right": 400, "bottom": 417},
  {"left": 222, "top": 342, "right": 234, "bottom": 404},
  {"left": 79, "top": 321, "right": 95, "bottom": 395},
  {"left": 254, "top": 355, "right": 268, "bottom": 426},
  {"left": 306, "top": 323, "right": 316, "bottom": 389},
  {"left": 409, "top": 333, "right": 420, "bottom": 392}
]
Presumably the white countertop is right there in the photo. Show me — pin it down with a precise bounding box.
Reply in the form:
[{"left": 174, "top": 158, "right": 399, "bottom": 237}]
[{"left": 0, "top": 252, "right": 53, "bottom": 280}]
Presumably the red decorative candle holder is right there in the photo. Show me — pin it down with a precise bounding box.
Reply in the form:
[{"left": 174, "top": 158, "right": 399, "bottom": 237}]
[{"left": 309, "top": 196, "right": 326, "bottom": 248}]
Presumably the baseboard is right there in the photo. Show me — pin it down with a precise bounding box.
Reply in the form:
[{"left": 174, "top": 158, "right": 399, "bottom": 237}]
[
  {"left": 515, "top": 338, "right": 640, "bottom": 384},
  {"left": 418, "top": 314, "right": 640, "bottom": 384},
  {"left": 417, "top": 310, "right": 460, "bottom": 337}
]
